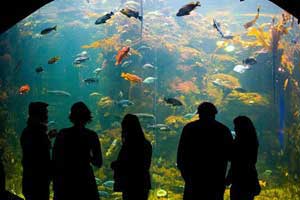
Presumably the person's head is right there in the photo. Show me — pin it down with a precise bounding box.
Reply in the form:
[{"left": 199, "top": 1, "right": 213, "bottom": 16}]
[
  {"left": 69, "top": 101, "right": 92, "bottom": 126},
  {"left": 121, "top": 114, "right": 145, "bottom": 144},
  {"left": 234, "top": 116, "right": 258, "bottom": 146},
  {"left": 28, "top": 101, "right": 48, "bottom": 123},
  {"left": 197, "top": 102, "right": 218, "bottom": 120}
]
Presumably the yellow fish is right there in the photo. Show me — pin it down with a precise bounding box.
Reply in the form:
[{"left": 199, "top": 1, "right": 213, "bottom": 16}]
[
  {"left": 89, "top": 92, "right": 101, "bottom": 97},
  {"left": 284, "top": 78, "right": 289, "bottom": 90},
  {"left": 259, "top": 180, "right": 267, "bottom": 187}
]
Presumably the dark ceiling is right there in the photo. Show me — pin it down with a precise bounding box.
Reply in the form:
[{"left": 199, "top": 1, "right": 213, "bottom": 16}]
[
  {"left": 0, "top": 0, "right": 299, "bottom": 34},
  {"left": 0, "top": 0, "right": 53, "bottom": 34}
]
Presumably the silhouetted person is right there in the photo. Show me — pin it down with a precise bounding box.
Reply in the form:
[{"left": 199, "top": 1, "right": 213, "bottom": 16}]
[
  {"left": 177, "top": 102, "right": 233, "bottom": 200},
  {"left": 111, "top": 114, "right": 152, "bottom": 200},
  {"left": 0, "top": 149, "right": 24, "bottom": 200},
  {"left": 20, "top": 102, "right": 51, "bottom": 200},
  {"left": 53, "top": 102, "right": 102, "bottom": 200},
  {"left": 226, "top": 116, "right": 260, "bottom": 200}
]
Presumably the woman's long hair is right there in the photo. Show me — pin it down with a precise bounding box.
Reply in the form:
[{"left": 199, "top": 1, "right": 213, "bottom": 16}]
[
  {"left": 121, "top": 114, "right": 145, "bottom": 144},
  {"left": 234, "top": 116, "right": 259, "bottom": 148}
]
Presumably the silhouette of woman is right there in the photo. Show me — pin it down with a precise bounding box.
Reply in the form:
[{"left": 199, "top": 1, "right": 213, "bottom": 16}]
[
  {"left": 226, "top": 116, "right": 260, "bottom": 200},
  {"left": 20, "top": 102, "right": 51, "bottom": 200},
  {"left": 53, "top": 102, "right": 103, "bottom": 200},
  {"left": 111, "top": 114, "right": 152, "bottom": 200}
]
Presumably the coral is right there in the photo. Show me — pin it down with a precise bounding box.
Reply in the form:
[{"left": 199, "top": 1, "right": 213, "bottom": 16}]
[
  {"left": 176, "top": 64, "right": 193, "bottom": 72},
  {"left": 178, "top": 47, "right": 204, "bottom": 62},
  {"left": 165, "top": 115, "right": 188, "bottom": 128},
  {"left": 82, "top": 35, "right": 120, "bottom": 52},
  {"left": 246, "top": 26, "right": 271, "bottom": 50},
  {"left": 170, "top": 78, "right": 200, "bottom": 94},
  {"left": 211, "top": 54, "right": 239, "bottom": 64},
  {"left": 210, "top": 73, "right": 241, "bottom": 89},
  {"left": 281, "top": 53, "right": 294, "bottom": 74},
  {"left": 227, "top": 91, "right": 269, "bottom": 105}
]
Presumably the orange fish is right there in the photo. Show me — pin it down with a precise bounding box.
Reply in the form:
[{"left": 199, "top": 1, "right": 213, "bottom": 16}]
[
  {"left": 19, "top": 84, "right": 30, "bottom": 94},
  {"left": 244, "top": 7, "right": 260, "bottom": 29},
  {"left": 115, "top": 46, "right": 130, "bottom": 65},
  {"left": 121, "top": 72, "right": 142, "bottom": 83}
]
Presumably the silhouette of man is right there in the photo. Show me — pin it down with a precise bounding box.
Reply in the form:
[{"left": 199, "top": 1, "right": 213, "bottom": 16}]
[
  {"left": 177, "top": 102, "right": 233, "bottom": 200},
  {"left": 52, "top": 102, "right": 102, "bottom": 200},
  {"left": 20, "top": 102, "right": 51, "bottom": 200}
]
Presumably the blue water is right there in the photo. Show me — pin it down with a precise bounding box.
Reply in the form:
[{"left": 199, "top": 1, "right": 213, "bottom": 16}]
[{"left": 1, "top": 0, "right": 300, "bottom": 199}]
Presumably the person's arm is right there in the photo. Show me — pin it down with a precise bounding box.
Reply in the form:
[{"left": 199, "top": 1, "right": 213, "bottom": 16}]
[
  {"left": 225, "top": 165, "right": 233, "bottom": 186},
  {"left": 177, "top": 126, "right": 189, "bottom": 181},
  {"left": 225, "top": 128, "right": 234, "bottom": 162},
  {"left": 90, "top": 133, "right": 102, "bottom": 168},
  {"left": 52, "top": 130, "right": 64, "bottom": 171},
  {"left": 144, "top": 141, "right": 152, "bottom": 171}
]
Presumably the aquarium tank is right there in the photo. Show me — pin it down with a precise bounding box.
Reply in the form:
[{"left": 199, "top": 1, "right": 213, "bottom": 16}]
[{"left": 0, "top": 0, "right": 300, "bottom": 199}]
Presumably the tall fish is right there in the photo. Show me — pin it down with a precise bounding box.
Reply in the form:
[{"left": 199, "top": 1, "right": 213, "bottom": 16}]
[
  {"left": 244, "top": 7, "right": 260, "bottom": 29},
  {"left": 164, "top": 97, "right": 183, "bottom": 106},
  {"left": 134, "top": 113, "right": 156, "bottom": 121},
  {"left": 121, "top": 72, "right": 142, "bottom": 83},
  {"left": 19, "top": 84, "right": 30, "bottom": 94},
  {"left": 95, "top": 12, "right": 114, "bottom": 25},
  {"left": 48, "top": 56, "right": 60, "bottom": 64},
  {"left": 117, "top": 99, "right": 134, "bottom": 107},
  {"left": 41, "top": 25, "right": 57, "bottom": 35},
  {"left": 115, "top": 47, "right": 130, "bottom": 65},
  {"left": 213, "top": 19, "right": 234, "bottom": 39},
  {"left": 176, "top": 1, "right": 201, "bottom": 17},
  {"left": 143, "top": 77, "right": 157, "bottom": 84},
  {"left": 120, "top": 8, "right": 143, "bottom": 21},
  {"left": 47, "top": 90, "right": 71, "bottom": 97},
  {"left": 213, "top": 19, "right": 224, "bottom": 37}
]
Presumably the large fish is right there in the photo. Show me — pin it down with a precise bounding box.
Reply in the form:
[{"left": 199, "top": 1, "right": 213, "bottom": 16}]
[
  {"left": 134, "top": 113, "right": 156, "bottom": 121},
  {"left": 213, "top": 19, "right": 234, "bottom": 39},
  {"left": 117, "top": 99, "right": 134, "bottom": 107},
  {"left": 244, "top": 7, "right": 260, "bottom": 29},
  {"left": 143, "top": 77, "right": 157, "bottom": 84},
  {"left": 47, "top": 90, "right": 71, "bottom": 97},
  {"left": 121, "top": 72, "right": 142, "bottom": 83},
  {"left": 83, "top": 78, "right": 99, "bottom": 84},
  {"left": 115, "top": 46, "right": 130, "bottom": 65},
  {"left": 147, "top": 124, "right": 171, "bottom": 131},
  {"left": 19, "top": 84, "right": 30, "bottom": 94},
  {"left": 176, "top": 1, "right": 201, "bottom": 17},
  {"left": 95, "top": 12, "right": 114, "bottom": 25},
  {"left": 48, "top": 56, "right": 60, "bottom": 64},
  {"left": 243, "top": 57, "right": 257, "bottom": 65},
  {"left": 41, "top": 25, "right": 57, "bottom": 35},
  {"left": 164, "top": 97, "right": 183, "bottom": 106},
  {"left": 73, "top": 55, "right": 89, "bottom": 65},
  {"left": 120, "top": 8, "right": 143, "bottom": 21}
]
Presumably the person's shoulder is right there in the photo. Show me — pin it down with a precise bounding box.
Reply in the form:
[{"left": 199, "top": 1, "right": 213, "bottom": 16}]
[
  {"left": 215, "top": 120, "right": 230, "bottom": 131},
  {"left": 20, "top": 126, "right": 32, "bottom": 139},
  {"left": 85, "top": 128, "right": 97, "bottom": 134},
  {"left": 59, "top": 127, "right": 72, "bottom": 134},
  {"left": 56, "top": 127, "right": 73, "bottom": 139},
  {"left": 184, "top": 120, "right": 200, "bottom": 129},
  {"left": 85, "top": 128, "right": 98, "bottom": 138},
  {"left": 144, "top": 139, "right": 152, "bottom": 148}
]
